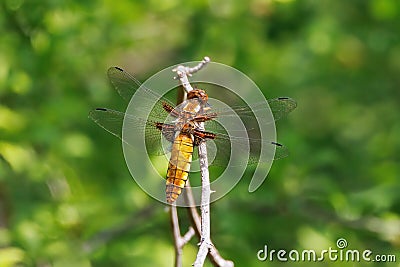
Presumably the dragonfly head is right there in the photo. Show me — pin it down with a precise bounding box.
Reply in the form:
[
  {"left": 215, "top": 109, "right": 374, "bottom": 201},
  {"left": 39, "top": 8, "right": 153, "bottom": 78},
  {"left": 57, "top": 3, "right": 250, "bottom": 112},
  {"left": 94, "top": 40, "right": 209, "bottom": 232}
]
[{"left": 187, "top": 89, "right": 208, "bottom": 105}]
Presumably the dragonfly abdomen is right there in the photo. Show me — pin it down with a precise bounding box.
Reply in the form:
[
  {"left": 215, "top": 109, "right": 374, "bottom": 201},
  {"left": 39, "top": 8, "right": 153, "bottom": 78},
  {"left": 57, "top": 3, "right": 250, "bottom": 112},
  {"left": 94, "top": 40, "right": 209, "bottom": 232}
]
[{"left": 166, "top": 132, "right": 194, "bottom": 204}]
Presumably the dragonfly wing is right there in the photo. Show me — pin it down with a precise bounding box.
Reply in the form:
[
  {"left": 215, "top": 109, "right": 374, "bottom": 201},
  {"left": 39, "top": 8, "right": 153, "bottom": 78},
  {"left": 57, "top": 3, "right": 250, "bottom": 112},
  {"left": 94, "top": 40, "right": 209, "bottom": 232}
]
[
  {"left": 267, "top": 97, "right": 297, "bottom": 121},
  {"left": 108, "top": 66, "right": 176, "bottom": 104},
  {"left": 209, "top": 133, "right": 289, "bottom": 167},
  {"left": 203, "top": 97, "right": 297, "bottom": 122},
  {"left": 269, "top": 141, "right": 289, "bottom": 160},
  {"left": 89, "top": 108, "right": 124, "bottom": 140},
  {"left": 190, "top": 127, "right": 288, "bottom": 167},
  {"left": 107, "top": 67, "right": 141, "bottom": 102},
  {"left": 108, "top": 67, "right": 177, "bottom": 123},
  {"left": 89, "top": 108, "right": 173, "bottom": 156}
]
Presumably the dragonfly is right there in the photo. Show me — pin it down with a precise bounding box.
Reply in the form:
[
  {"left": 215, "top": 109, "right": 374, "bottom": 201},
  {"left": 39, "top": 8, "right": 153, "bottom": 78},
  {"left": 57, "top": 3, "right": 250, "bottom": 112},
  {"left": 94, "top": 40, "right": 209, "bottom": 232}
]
[{"left": 89, "top": 67, "right": 297, "bottom": 203}]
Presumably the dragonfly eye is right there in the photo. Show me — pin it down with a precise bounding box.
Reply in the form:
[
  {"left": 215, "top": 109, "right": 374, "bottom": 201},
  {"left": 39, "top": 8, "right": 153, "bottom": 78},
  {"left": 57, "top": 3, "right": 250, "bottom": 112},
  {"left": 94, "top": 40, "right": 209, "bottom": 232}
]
[
  {"left": 187, "top": 89, "right": 208, "bottom": 104},
  {"left": 200, "top": 91, "right": 208, "bottom": 102},
  {"left": 187, "top": 89, "right": 204, "bottom": 98}
]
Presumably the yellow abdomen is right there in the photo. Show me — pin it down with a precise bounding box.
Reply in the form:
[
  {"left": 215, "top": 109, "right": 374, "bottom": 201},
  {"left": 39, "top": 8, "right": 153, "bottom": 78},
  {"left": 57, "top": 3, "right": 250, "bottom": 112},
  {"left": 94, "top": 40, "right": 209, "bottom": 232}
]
[{"left": 166, "top": 133, "right": 194, "bottom": 204}]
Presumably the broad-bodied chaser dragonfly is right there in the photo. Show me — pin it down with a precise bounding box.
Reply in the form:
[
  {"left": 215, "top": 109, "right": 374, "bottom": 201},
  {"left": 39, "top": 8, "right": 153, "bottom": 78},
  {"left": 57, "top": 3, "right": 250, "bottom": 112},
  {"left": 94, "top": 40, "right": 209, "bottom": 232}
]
[{"left": 89, "top": 67, "right": 296, "bottom": 203}]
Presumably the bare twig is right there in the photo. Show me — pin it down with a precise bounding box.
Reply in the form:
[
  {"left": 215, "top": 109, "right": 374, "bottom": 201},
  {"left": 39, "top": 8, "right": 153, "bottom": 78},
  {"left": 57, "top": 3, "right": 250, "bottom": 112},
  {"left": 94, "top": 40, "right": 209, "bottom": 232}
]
[
  {"left": 175, "top": 58, "right": 212, "bottom": 266},
  {"left": 169, "top": 67, "right": 192, "bottom": 267},
  {"left": 174, "top": 57, "right": 233, "bottom": 267},
  {"left": 170, "top": 205, "right": 195, "bottom": 267},
  {"left": 193, "top": 124, "right": 212, "bottom": 267},
  {"left": 173, "top": 56, "right": 210, "bottom": 93},
  {"left": 185, "top": 181, "right": 234, "bottom": 267}
]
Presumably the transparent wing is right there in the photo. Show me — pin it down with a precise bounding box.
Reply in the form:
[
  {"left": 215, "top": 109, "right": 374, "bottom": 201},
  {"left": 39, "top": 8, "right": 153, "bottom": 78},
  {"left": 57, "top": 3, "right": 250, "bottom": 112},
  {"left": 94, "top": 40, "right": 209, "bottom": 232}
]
[
  {"left": 107, "top": 67, "right": 177, "bottom": 122},
  {"left": 89, "top": 108, "right": 173, "bottom": 156},
  {"left": 196, "top": 97, "right": 295, "bottom": 166},
  {"left": 212, "top": 135, "right": 289, "bottom": 166},
  {"left": 89, "top": 107, "right": 288, "bottom": 166},
  {"left": 267, "top": 97, "right": 297, "bottom": 121},
  {"left": 205, "top": 97, "right": 297, "bottom": 121},
  {"left": 192, "top": 136, "right": 288, "bottom": 167},
  {"left": 197, "top": 120, "right": 288, "bottom": 167},
  {"left": 108, "top": 67, "right": 297, "bottom": 122},
  {"left": 107, "top": 67, "right": 141, "bottom": 102},
  {"left": 89, "top": 108, "right": 124, "bottom": 140}
]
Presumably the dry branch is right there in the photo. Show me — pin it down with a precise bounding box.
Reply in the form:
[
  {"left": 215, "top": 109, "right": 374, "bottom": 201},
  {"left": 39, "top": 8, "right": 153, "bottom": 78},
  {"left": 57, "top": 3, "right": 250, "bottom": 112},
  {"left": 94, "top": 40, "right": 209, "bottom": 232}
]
[
  {"left": 170, "top": 205, "right": 195, "bottom": 267},
  {"left": 173, "top": 57, "right": 234, "bottom": 267}
]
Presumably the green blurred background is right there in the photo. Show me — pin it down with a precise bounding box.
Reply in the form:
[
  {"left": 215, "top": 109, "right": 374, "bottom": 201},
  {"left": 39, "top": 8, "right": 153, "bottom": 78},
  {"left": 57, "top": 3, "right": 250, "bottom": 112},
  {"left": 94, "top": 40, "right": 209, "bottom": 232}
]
[{"left": 1, "top": 0, "right": 399, "bottom": 266}]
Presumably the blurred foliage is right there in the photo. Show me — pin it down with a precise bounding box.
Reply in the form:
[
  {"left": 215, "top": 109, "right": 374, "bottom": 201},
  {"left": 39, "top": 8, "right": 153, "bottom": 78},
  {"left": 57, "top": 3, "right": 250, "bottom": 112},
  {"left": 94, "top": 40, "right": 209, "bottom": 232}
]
[{"left": 0, "top": 0, "right": 400, "bottom": 266}]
